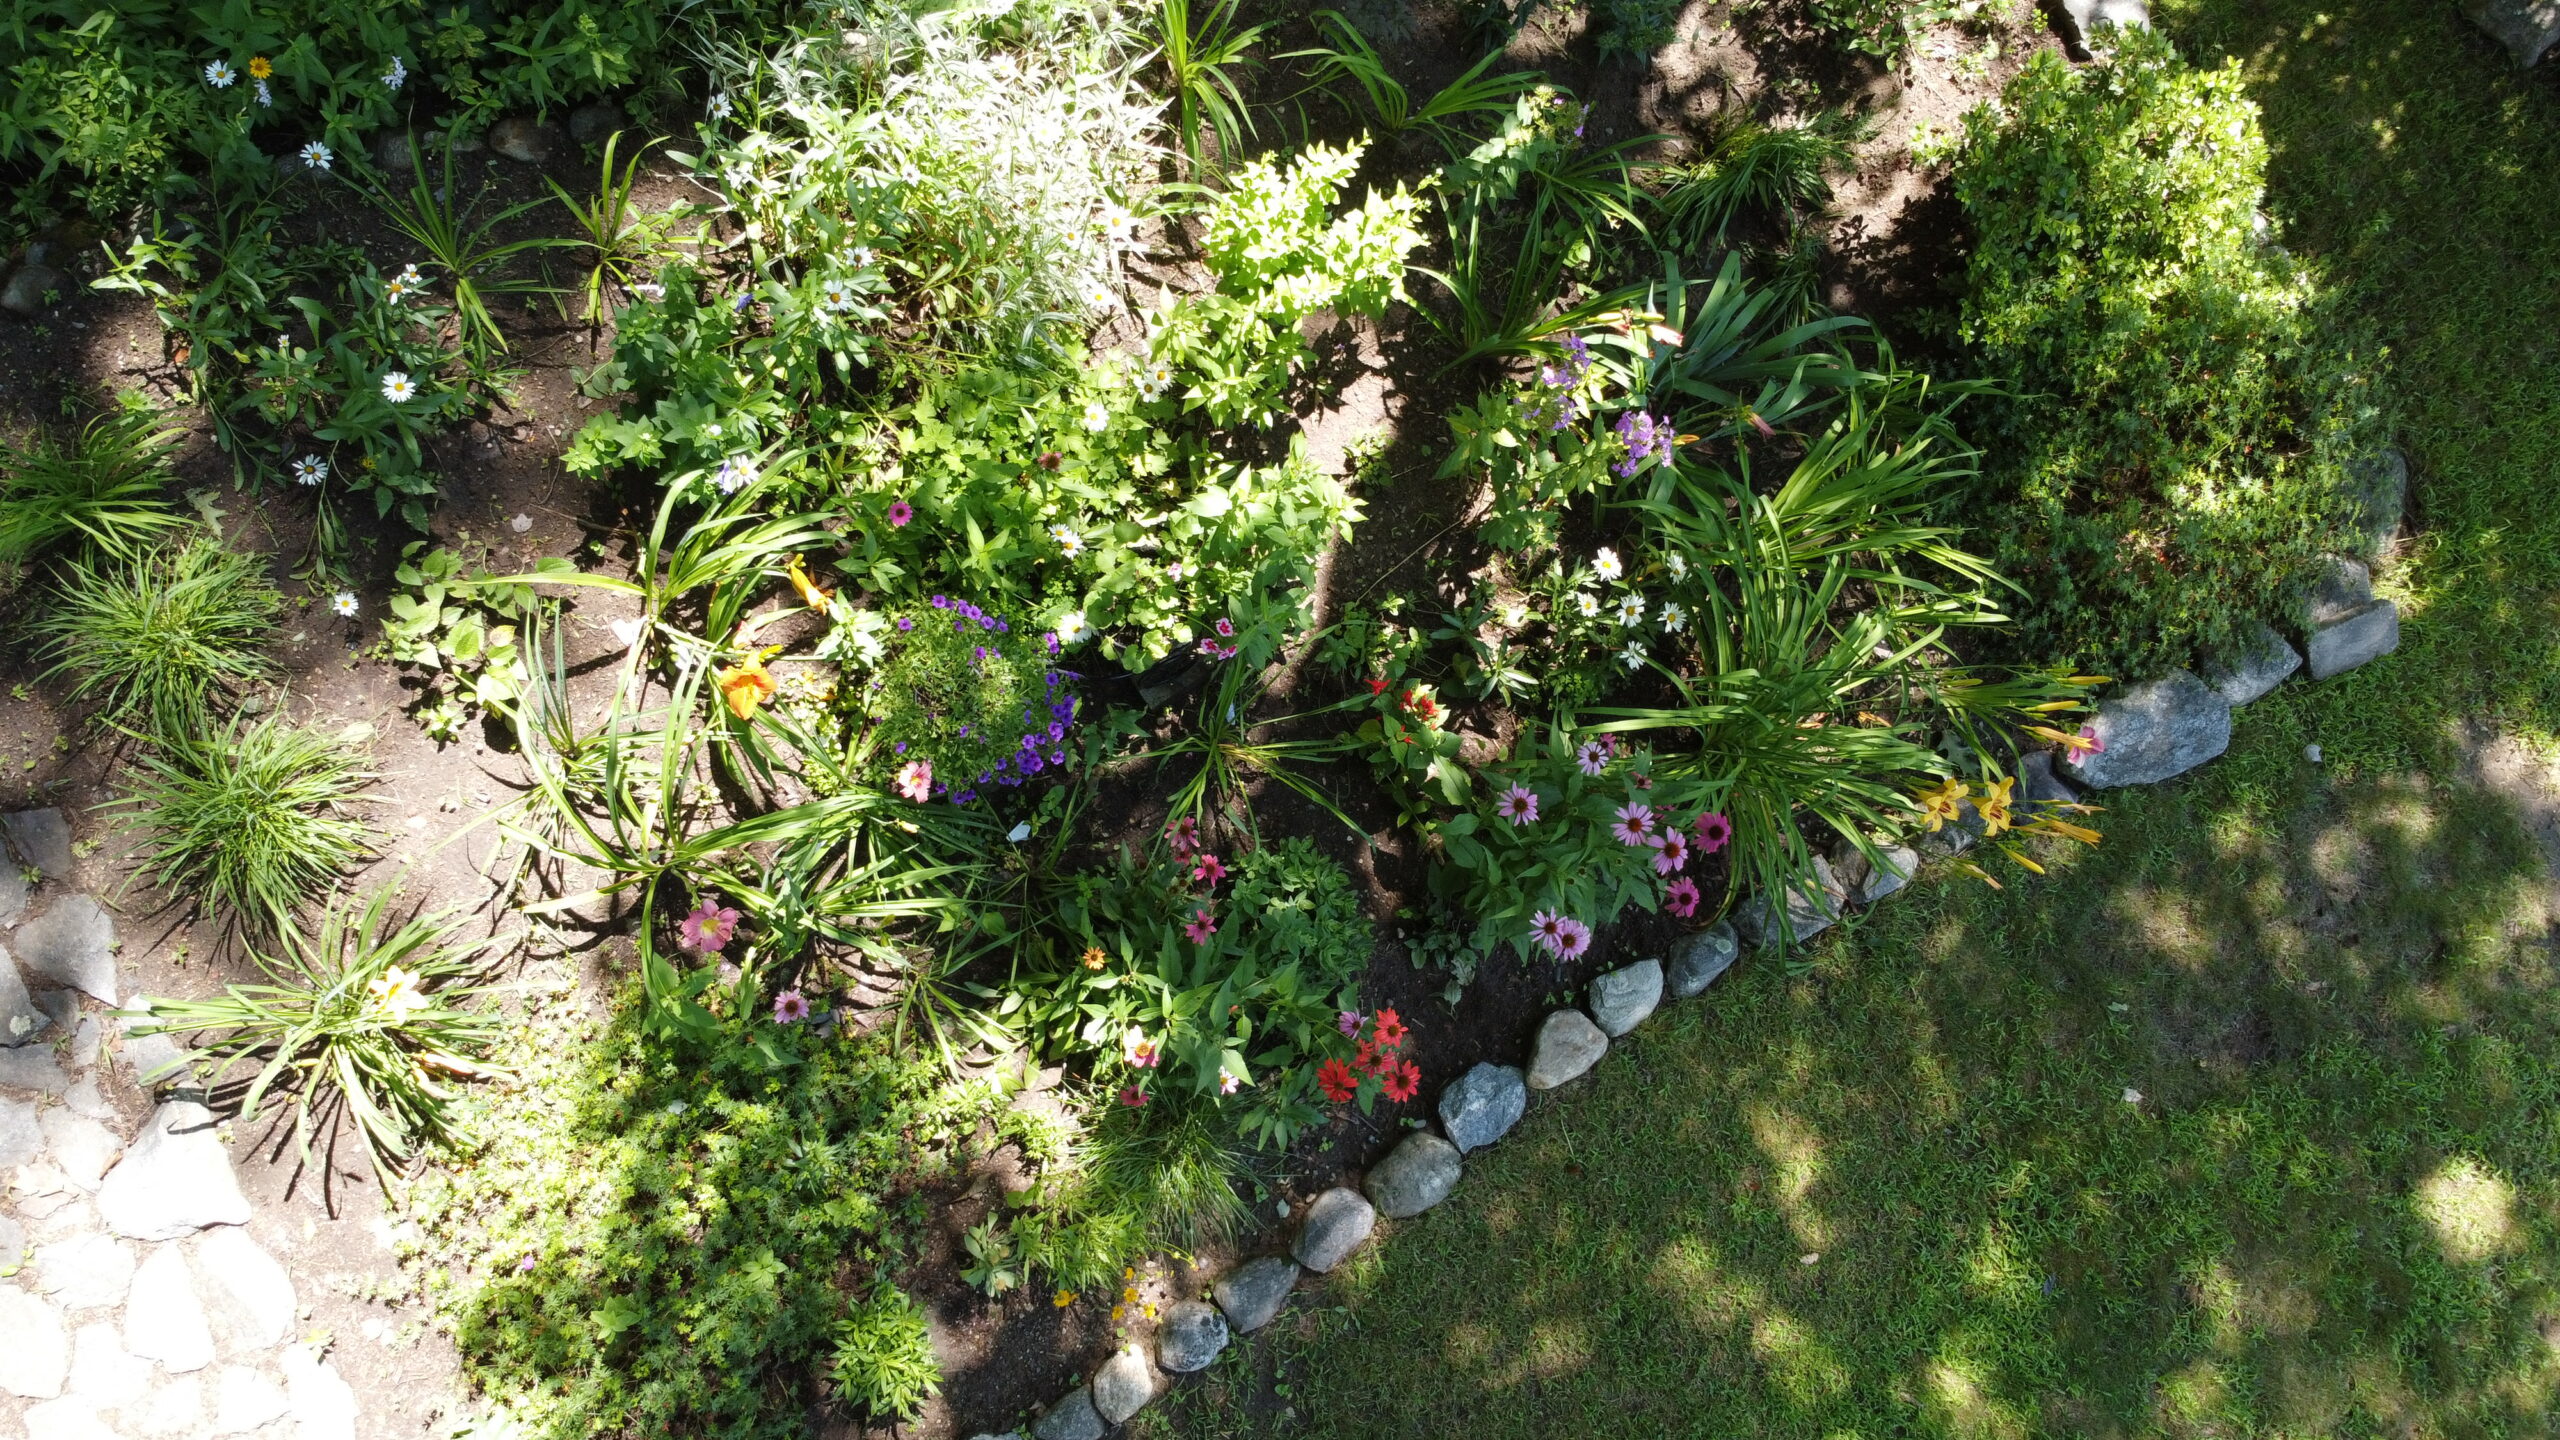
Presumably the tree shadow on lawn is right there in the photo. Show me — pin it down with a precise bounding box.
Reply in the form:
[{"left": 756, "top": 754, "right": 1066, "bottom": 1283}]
[{"left": 1130, "top": 717, "right": 2560, "bottom": 1440}]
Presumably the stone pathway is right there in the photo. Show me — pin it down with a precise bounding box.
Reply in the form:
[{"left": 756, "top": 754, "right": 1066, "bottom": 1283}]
[{"left": 0, "top": 811, "right": 369, "bottom": 1440}]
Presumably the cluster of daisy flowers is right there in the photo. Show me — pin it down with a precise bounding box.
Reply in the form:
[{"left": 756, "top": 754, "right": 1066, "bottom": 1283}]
[
  {"left": 1315, "top": 1006, "right": 1418, "bottom": 1105},
  {"left": 882, "top": 595, "right": 1081, "bottom": 808},
  {"left": 204, "top": 51, "right": 406, "bottom": 106},
  {"left": 1566, "top": 547, "right": 1689, "bottom": 671},
  {"left": 1610, "top": 801, "right": 1731, "bottom": 918}
]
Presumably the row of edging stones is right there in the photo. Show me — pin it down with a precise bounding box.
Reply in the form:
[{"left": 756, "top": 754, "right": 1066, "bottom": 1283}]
[{"left": 995, "top": 456, "right": 2410, "bottom": 1440}]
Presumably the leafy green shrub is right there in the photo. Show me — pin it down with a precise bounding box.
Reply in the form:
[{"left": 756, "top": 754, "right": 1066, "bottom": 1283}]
[
  {"left": 376, "top": 543, "right": 537, "bottom": 741},
  {"left": 1653, "top": 113, "right": 1859, "bottom": 249},
  {"left": 1949, "top": 29, "right": 2379, "bottom": 675},
  {"left": 1802, "top": 0, "right": 1961, "bottom": 60},
  {"left": 826, "top": 1288, "right": 941, "bottom": 1421},
  {"left": 116, "top": 715, "right": 372, "bottom": 927},
  {"left": 0, "top": 398, "right": 185, "bottom": 567},
  {"left": 126, "top": 887, "right": 502, "bottom": 1182},
  {"left": 862, "top": 592, "right": 1080, "bottom": 808},
  {"left": 37, "top": 537, "right": 279, "bottom": 737},
  {"left": 408, "top": 989, "right": 1007, "bottom": 1440}
]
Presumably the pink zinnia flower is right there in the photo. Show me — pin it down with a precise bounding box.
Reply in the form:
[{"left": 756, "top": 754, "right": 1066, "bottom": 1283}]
[
  {"left": 1165, "top": 816, "right": 1201, "bottom": 858},
  {"left": 1692, "top": 811, "right": 1732, "bottom": 853},
  {"left": 1610, "top": 802, "right": 1656, "bottom": 847},
  {"left": 1118, "top": 1084, "right": 1149, "bottom": 1108},
  {"left": 677, "top": 899, "right": 741, "bottom": 955},
  {"left": 1183, "top": 906, "right": 1217, "bottom": 944},
  {"left": 1122, "top": 1026, "right": 1161, "bottom": 1068},
  {"left": 1496, "top": 784, "right": 1539, "bottom": 826},
  {"left": 886, "top": 498, "right": 913, "bottom": 527},
  {"left": 772, "top": 988, "right": 810, "bottom": 1024},
  {"left": 1191, "top": 852, "right": 1227, "bottom": 886},
  {"left": 1553, "top": 917, "right": 1592, "bottom": 960},
  {"left": 894, "top": 758, "right": 933, "bottom": 802},
  {"left": 1528, "top": 910, "right": 1570, "bottom": 958},
  {"left": 1652, "top": 830, "right": 1690, "bottom": 874},
  {"left": 1575, "top": 740, "right": 1609, "bottom": 777},
  {"left": 1664, "top": 876, "right": 1700, "bottom": 917}
]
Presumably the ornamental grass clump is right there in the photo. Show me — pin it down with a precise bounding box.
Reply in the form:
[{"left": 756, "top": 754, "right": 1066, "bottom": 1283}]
[
  {"left": 37, "top": 536, "right": 281, "bottom": 738},
  {"left": 865, "top": 594, "right": 1080, "bottom": 806},
  {"left": 116, "top": 714, "right": 373, "bottom": 928}
]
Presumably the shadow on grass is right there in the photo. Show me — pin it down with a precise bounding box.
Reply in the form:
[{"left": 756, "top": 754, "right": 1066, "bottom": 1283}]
[{"left": 1131, "top": 722, "right": 2560, "bottom": 1439}]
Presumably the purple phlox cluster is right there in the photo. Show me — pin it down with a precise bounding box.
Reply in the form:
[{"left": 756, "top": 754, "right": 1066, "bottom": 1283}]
[
  {"left": 1519, "top": 334, "right": 1595, "bottom": 433},
  {"left": 932, "top": 594, "right": 1011, "bottom": 637},
  {"left": 1613, "top": 410, "right": 1672, "bottom": 478}
]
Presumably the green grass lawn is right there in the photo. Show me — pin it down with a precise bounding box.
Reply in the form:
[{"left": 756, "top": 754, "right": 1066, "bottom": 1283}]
[{"left": 1133, "top": 4, "right": 2560, "bottom": 1436}]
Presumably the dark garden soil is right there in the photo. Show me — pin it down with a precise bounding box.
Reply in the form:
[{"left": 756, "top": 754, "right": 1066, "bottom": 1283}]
[{"left": 0, "top": 3, "right": 2073, "bottom": 1435}]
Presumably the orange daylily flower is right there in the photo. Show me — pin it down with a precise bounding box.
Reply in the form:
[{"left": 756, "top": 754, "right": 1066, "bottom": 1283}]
[{"left": 716, "top": 658, "right": 776, "bottom": 720}]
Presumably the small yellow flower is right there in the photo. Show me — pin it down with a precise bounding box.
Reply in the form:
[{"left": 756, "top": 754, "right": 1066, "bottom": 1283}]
[
  {"left": 248, "top": 56, "right": 272, "bottom": 79},
  {"left": 1053, "top": 1290, "right": 1075, "bottom": 1308},
  {"left": 1976, "top": 776, "right": 2016, "bottom": 837},
  {"left": 1121, "top": 1286, "right": 1138, "bottom": 1304},
  {"left": 1122, "top": 1267, "right": 1135, "bottom": 1280},
  {"left": 1913, "top": 776, "right": 1967, "bottom": 832},
  {"left": 1110, "top": 1305, "right": 1125, "bottom": 1322},
  {"left": 1080, "top": 946, "right": 1107, "bottom": 971},
  {"left": 1142, "top": 1303, "right": 1157, "bottom": 1319}
]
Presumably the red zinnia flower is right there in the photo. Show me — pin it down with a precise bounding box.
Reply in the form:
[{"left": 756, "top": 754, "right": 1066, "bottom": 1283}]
[
  {"left": 1316, "top": 1059, "right": 1357, "bottom": 1103},
  {"left": 1368, "top": 678, "right": 1389, "bottom": 694},
  {"left": 1380, "top": 1059, "right": 1420, "bottom": 1104},
  {"left": 1118, "top": 1084, "right": 1149, "bottom": 1108},
  {"left": 1370, "top": 1007, "right": 1408, "bottom": 1051}
]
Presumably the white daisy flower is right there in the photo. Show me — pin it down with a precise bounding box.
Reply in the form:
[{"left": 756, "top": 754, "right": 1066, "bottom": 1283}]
[
  {"left": 380, "top": 371, "right": 416, "bottom": 403},
  {"left": 382, "top": 56, "right": 407, "bottom": 90},
  {"left": 819, "top": 278, "right": 857, "bottom": 313},
  {"left": 1614, "top": 592, "right": 1646, "bottom": 627},
  {"left": 1085, "top": 282, "right": 1116, "bottom": 310},
  {"left": 290, "top": 455, "right": 328, "bottom": 486},
  {"left": 1081, "top": 401, "right": 1109, "bottom": 433},
  {"left": 846, "top": 245, "right": 876, "bottom": 269},
  {"left": 1050, "top": 525, "right": 1085, "bottom": 557},
  {"left": 1593, "top": 546, "right": 1624, "bottom": 581},
  {"left": 384, "top": 262, "right": 422, "bottom": 304},
  {"left": 631, "top": 280, "right": 667, "bottom": 302},
  {"left": 1619, "top": 640, "right": 1647, "bottom": 671},
  {"left": 707, "top": 92, "right": 734, "bottom": 119},
  {"left": 1660, "top": 602, "right": 1686, "bottom": 633},
  {"left": 1056, "top": 610, "right": 1091, "bottom": 644},
  {"left": 711, "top": 457, "right": 755, "bottom": 494},
  {"left": 331, "top": 591, "right": 360, "bottom": 618},
  {"left": 1573, "top": 591, "right": 1600, "bottom": 619},
  {"left": 702, "top": 422, "right": 723, "bottom": 439},
  {"left": 299, "top": 141, "right": 332, "bottom": 171},
  {"left": 254, "top": 78, "right": 272, "bottom": 106},
  {"left": 1098, "top": 204, "right": 1137, "bottom": 242},
  {"left": 1665, "top": 550, "right": 1688, "bottom": 579},
  {"left": 204, "top": 60, "right": 237, "bottom": 88}
]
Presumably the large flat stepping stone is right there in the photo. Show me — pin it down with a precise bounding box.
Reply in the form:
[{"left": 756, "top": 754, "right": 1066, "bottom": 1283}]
[
  {"left": 31, "top": 1234, "right": 133, "bottom": 1311},
  {"left": 0, "top": 937, "right": 46, "bottom": 1035},
  {"left": 37, "top": 1108, "right": 120, "bottom": 1191},
  {"left": 0, "top": 859, "right": 26, "bottom": 928},
  {"left": 0, "top": 1095, "right": 42, "bottom": 1167},
  {"left": 1587, "top": 960, "right": 1662, "bottom": 1036},
  {"left": 0, "top": 1043, "right": 69, "bottom": 1095},
  {"left": 14, "top": 898, "right": 116, "bottom": 1006},
  {"left": 2469, "top": 0, "right": 2560, "bottom": 66},
  {"left": 0, "top": 1283, "right": 69, "bottom": 1397},
  {"left": 98, "top": 1101, "right": 251, "bottom": 1241},
  {"left": 20, "top": 1395, "right": 117, "bottom": 1440},
  {"left": 126, "top": 1370, "right": 206, "bottom": 1434},
  {"left": 2, "top": 810, "right": 75, "bottom": 880},
  {"left": 1213, "top": 1256, "right": 1297, "bottom": 1334},
  {"left": 1032, "top": 1385, "right": 1104, "bottom": 1440},
  {"left": 125, "top": 1244, "right": 214, "bottom": 1372},
  {"left": 1155, "top": 1299, "right": 1228, "bottom": 1373},
  {"left": 192, "top": 1227, "right": 297, "bottom": 1350},
  {"left": 1437, "top": 1063, "right": 1525, "bottom": 1154},
  {"left": 282, "top": 1343, "right": 359, "bottom": 1440},
  {"left": 212, "top": 1364, "right": 291, "bottom": 1433},
  {"left": 1364, "top": 1131, "right": 1461, "bottom": 1218},
  {"left": 1667, "top": 923, "right": 1738, "bottom": 998},
  {"left": 1527, "top": 1009, "right": 1607, "bottom": 1089},
  {"left": 2059, "top": 671, "right": 2231, "bottom": 788},
  {"left": 1291, "top": 1187, "right": 1375, "bottom": 1273},
  {"left": 65, "top": 1322, "right": 147, "bottom": 1403}
]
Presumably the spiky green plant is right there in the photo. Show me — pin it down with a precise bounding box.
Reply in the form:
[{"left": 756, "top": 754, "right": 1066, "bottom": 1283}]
[
  {"left": 1654, "top": 112, "right": 1863, "bottom": 249},
  {"left": 117, "top": 715, "right": 374, "bottom": 928},
  {"left": 0, "top": 398, "right": 187, "bottom": 567},
  {"left": 37, "top": 537, "right": 280, "bottom": 737}
]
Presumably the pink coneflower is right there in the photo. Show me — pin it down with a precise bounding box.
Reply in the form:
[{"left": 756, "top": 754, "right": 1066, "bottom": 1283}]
[
  {"left": 1165, "top": 816, "right": 1202, "bottom": 858},
  {"left": 1183, "top": 907, "right": 1217, "bottom": 944},
  {"left": 1692, "top": 811, "right": 1733, "bottom": 854},
  {"left": 1611, "top": 802, "right": 1657, "bottom": 847},
  {"left": 1553, "top": 917, "right": 1592, "bottom": 960},
  {"left": 886, "top": 498, "right": 914, "bottom": 527},
  {"left": 1496, "top": 784, "right": 1540, "bottom": 826},
  {"left": 1652, "top": 830, "right": 1690, "bottom": 874},
  {"left": 1118, "top": 1084, "right": 1149, "bottom": 1108},
  {"left": 678, "top": 899, "right": 741, "bottom": 955},
  {"left": 1576, "top": 740, "right": 1609, "bottom": 777},
  {"left": 1191, "top": 852, "right": 1228, "bottom": 886},
  {"left": 772, "top": 988, "right": 811, "bottom": 1024},
  {"left": 1528, "top": 910, "right": 1570, "bottom": 959},
  {"left": 1664, "top": 876, "right": 1700, "bottom": 917},
  {"left": 1336, "top": 1009, "right": 1364, "bottom": 1037}
]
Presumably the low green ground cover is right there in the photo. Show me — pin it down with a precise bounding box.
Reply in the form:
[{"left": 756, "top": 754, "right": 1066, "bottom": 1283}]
[{"left": 1135, "top": 3, "right": 2560, "bottom": 1436}]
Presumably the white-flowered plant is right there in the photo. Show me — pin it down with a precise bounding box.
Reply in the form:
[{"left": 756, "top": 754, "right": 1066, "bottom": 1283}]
[
  {"left": 1614, "top": 592, "right": 1646, "bottom": 627},
  {"left": 204, "top": 60, "right": 236, "bottom": 88},
  {"left": 299, "top": 141, "right": 332, "bottom": 171},
  {"left": 1050, "top": 525, "right": 1084, "bottom": 558},
  {"left": 1593, "top": 546, "right": 1624, "bottom": 581},
  {"left": 711, "top": 457, "right": 756, "bottom": 494},
  {"left": 291, "top": 455, "right": 328, "bottom": 487},
  {"left": 382, "top": 55, "right": 407, "bottom": 90},
  {"left": 331, "top": 592, "right": 360, "bottom": 618},
  {"left": 380, "top": 372, "right": 417, "bottom": 403}
]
